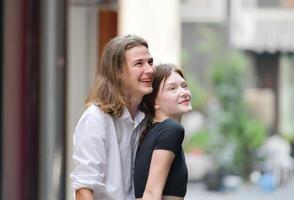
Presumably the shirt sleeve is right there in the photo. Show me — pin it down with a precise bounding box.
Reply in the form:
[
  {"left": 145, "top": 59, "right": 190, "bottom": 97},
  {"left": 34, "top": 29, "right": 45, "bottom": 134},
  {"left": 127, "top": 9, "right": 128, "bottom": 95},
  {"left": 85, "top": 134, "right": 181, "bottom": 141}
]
[
  {"left": 154, "top": 119, "right": 185, "bottom": 154},
  {"left": 70, "top": 107, "right": 107, "bottom": 194}
]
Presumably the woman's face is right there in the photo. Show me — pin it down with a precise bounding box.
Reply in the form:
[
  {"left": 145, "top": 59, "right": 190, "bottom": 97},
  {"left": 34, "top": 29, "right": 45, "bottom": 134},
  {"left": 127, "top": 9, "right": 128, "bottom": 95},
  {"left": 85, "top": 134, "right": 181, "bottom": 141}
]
[{"left": 155, "top": 71, "right": 192, "bottom": 121}]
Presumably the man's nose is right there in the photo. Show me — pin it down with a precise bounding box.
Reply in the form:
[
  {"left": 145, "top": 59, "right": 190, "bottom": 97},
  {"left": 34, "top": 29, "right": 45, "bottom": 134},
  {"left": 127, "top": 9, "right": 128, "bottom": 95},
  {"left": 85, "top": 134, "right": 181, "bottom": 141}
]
[{"left": 145, "top": 63, "right": 155, "bottom": 74}]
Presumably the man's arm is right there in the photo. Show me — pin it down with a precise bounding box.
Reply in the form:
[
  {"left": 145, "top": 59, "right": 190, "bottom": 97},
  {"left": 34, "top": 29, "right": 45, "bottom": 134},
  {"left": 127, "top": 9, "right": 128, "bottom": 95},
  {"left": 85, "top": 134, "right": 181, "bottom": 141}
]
[
  {"left": 71, "top": 109, "right": 107, "bottom": 199},
  {"left": 75, "top": 188, "right": 94, "bottom": 200}
]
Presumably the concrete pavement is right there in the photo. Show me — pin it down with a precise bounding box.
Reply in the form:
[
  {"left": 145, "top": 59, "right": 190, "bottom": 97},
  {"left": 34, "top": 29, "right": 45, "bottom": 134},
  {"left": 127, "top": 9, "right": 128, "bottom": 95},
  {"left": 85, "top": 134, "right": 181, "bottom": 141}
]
[{"left": 185, "top": 181, "right": 294, "bottom": 200}]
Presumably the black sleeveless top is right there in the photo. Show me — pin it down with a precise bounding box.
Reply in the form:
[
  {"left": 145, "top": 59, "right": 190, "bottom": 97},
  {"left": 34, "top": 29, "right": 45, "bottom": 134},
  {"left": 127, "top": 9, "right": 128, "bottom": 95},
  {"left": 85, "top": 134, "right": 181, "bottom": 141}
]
[{"left": 134, "top": 119, "right": 188, "bottom": 198}]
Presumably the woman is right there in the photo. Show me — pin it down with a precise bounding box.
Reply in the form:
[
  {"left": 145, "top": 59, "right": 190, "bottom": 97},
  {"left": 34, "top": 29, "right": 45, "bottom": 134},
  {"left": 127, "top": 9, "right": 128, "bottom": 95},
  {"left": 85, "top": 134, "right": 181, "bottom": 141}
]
[{"left": 134, "top": 64, "right": 192, "bottom": 200}]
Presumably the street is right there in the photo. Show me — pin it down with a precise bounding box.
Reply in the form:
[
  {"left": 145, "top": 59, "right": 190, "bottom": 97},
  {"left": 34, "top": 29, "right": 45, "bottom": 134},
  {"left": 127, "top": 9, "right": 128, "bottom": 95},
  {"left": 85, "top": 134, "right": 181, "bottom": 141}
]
[{"left": 186, "top": 181, "right": 294, "bottom": 200}]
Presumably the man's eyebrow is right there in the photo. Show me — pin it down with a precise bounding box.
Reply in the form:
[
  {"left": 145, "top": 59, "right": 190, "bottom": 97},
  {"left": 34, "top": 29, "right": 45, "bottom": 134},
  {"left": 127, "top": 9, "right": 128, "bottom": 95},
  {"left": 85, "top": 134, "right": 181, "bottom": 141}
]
[
  {"left": 131, "top": 57, "right": 153, "bottom": 64},
  {"left": 131, "top": 59, "right": 143, "bottom": 65}
]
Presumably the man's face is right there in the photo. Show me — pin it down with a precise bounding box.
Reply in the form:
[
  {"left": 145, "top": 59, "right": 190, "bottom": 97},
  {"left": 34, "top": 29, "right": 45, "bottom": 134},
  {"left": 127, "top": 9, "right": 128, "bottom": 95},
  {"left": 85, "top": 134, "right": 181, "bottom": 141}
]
[{"left": 120, "top": 45, "right": 155, "bottom": 99}]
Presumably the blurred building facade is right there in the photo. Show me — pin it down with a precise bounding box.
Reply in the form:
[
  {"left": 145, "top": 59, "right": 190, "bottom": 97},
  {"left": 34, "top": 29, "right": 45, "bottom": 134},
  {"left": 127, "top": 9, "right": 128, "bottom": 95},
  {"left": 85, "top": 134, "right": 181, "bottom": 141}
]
[
  {"left": 230, "top": 0, "right": 294, "bottom": 136},
  {"left": 0, "top": 0, "right": 180, "bottom": 199},
  {"left": 1, "top": 0, "right": 67, "bottom": 199},
  {"left": 181, "top": 0, "right": 294, "bottom": 136},
  {"left": 1, "top": 0, "right": 293, "bottom": 200}
]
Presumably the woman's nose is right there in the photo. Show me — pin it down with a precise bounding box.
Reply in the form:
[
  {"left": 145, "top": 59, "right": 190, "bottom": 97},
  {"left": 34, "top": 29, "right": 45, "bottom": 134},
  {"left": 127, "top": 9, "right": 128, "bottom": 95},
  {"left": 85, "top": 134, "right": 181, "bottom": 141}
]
[{"left": 180, "top": 88, "right": 191, "bottom": 97}]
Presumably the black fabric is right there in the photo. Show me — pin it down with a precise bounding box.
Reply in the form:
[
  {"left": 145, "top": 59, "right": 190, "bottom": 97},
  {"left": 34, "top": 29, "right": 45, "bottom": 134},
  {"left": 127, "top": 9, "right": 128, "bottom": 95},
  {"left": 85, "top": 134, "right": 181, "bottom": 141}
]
[{"left": 134, "top": 119, "right": 188, "bottom": 198}]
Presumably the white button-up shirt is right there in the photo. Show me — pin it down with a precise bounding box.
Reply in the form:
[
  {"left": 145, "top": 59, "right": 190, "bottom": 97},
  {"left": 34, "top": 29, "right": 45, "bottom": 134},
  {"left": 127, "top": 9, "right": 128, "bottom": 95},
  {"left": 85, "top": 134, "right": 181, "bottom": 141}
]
[{"left": 71, "top": 104, "right": 145, "bottom": 200}]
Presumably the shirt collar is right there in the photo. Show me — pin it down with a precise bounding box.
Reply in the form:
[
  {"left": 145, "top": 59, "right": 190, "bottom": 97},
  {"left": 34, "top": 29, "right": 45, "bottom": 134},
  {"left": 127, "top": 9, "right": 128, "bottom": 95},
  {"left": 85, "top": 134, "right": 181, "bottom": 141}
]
[{"left": 120, "top": 107, "right": 145, "bottom": 127}]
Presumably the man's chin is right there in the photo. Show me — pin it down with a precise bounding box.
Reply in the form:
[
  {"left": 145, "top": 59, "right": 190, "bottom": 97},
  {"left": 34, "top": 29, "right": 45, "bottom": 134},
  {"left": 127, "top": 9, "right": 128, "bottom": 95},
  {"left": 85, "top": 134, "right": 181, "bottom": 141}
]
[{"left": 142, "top": 87, "right": 153, "bottom": 95}]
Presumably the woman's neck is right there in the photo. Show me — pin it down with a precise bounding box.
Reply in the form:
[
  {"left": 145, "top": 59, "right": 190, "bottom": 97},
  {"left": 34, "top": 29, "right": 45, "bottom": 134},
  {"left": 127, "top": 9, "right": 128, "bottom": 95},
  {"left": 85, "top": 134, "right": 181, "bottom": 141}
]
[{"left": 153, "top": 114, "right": 182, "bottom": 123}]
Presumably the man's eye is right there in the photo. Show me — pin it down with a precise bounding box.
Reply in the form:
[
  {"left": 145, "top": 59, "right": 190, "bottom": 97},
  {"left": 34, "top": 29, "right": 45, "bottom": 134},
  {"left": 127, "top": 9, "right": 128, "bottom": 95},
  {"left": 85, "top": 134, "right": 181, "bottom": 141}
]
[{"left": 148, "top": 60, "right": 153, "bottom": 65}]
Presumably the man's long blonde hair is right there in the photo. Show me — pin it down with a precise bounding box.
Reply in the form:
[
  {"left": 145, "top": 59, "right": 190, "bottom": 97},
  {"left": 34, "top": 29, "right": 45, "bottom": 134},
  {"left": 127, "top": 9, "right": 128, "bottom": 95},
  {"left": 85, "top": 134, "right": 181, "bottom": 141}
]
[{"left": 85, "top": 35, "right": 149, "bottom": 117}]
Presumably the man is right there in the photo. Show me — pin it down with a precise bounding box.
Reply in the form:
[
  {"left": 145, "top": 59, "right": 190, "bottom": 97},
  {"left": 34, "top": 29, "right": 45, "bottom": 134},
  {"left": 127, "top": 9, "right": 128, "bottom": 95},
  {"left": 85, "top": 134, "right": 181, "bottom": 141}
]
[{"left": 71, "top": 35, "right": 155, "bottom": 200}]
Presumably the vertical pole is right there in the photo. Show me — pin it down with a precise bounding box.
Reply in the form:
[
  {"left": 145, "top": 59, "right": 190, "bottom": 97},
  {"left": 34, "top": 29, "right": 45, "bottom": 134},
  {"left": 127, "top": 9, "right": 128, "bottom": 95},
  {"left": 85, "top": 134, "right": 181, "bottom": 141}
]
[{"left": 39, "top": 0, "right": 66, "bottom": 199}]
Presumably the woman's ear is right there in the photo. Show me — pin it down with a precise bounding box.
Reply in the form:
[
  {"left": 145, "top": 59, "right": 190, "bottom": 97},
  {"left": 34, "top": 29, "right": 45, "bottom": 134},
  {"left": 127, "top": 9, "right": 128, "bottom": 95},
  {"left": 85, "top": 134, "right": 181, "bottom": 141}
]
[{"left": 155, "top": 103, "right": 160, "bottom": 110}]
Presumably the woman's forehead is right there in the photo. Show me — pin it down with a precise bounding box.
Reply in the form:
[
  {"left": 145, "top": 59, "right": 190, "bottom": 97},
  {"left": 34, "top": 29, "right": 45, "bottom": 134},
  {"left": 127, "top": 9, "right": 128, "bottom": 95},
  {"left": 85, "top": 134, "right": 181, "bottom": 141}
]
[{"left": 165, "top": 71, "right": 185, "bottom": 83}]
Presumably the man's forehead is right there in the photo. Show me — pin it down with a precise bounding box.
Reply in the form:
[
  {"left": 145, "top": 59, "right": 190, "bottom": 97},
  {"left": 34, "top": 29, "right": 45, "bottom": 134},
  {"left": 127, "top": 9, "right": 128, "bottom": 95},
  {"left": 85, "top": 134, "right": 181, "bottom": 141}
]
[{"left": 125, "top": 47, "right": 151, "bottom": 60}]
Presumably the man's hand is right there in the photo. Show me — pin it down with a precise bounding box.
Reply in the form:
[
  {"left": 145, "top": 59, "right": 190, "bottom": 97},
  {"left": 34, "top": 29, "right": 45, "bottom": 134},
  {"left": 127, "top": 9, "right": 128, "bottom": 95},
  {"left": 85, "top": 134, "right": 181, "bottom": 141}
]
[{"left": 75, "top": 188, "right": 94, "bottom": 200}]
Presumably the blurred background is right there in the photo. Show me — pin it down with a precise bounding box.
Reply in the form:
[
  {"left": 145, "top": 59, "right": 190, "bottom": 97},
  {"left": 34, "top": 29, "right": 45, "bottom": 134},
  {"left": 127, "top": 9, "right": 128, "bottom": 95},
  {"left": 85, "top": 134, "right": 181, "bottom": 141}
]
[{"left": 1, "top": 0, "right": 294, "bottom": 199}]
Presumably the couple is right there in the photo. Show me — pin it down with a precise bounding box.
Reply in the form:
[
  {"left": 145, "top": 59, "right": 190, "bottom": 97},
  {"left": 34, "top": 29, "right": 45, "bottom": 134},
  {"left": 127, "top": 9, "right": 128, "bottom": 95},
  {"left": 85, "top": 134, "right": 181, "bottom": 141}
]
[{"left": 71, "top": 35, "right": 192, "bottom": 200}]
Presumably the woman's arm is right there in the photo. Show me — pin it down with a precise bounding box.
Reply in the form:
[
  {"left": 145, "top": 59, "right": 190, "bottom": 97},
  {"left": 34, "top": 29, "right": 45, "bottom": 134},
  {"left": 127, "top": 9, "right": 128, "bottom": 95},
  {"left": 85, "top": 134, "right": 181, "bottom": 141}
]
[
  {"left": 142, "top": 149, "right": 175, "bottom": 200},
  {"left": 75, "top": 188, "right": 94, "bottom": 200}
]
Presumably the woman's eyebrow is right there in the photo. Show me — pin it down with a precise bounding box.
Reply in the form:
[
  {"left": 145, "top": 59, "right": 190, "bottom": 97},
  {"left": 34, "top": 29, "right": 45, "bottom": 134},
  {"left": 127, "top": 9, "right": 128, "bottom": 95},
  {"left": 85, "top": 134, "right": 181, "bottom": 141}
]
[{"left": 165, "top": 80, "right": 185, "bottom": 86}]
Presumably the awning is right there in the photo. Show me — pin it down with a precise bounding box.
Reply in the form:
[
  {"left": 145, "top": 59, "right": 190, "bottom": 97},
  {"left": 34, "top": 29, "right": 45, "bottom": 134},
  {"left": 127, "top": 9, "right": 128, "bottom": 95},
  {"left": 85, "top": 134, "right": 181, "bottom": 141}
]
[{"left": 230, "top": 9, "right": 294, "bottom": 53}]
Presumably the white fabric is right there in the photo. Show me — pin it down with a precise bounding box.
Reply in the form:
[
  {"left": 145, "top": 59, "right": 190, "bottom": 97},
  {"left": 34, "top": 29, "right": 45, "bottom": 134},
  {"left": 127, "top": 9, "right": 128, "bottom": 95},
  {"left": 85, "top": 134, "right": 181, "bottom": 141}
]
[
  {"left": 71, "top": 104, "right": 145, "bottom": 200},
  {"left": 262, "top": 135, "right": 294, "bottom": 185}
]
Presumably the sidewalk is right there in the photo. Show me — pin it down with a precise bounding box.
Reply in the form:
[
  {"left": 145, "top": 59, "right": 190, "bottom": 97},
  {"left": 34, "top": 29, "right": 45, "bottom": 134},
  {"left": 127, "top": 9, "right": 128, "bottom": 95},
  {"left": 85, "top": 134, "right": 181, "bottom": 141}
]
[{"left": 186, "top": 181, "right": 294, "bottom": 200}]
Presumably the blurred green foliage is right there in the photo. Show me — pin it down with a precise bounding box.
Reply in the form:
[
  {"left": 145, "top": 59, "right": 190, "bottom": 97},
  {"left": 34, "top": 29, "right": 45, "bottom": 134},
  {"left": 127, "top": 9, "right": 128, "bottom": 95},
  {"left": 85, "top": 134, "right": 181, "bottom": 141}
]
[
  {"left": 210, "top": 51, "right": 266, "bottom": 178},
  {"left": 182, "top": 25, "right": 267, "bottom": 178},
  {"left": 282, "top": 132, "right": 294, "bottom": 143},
  {"left": 183, "top": 128, "right": 210, "bottom": 153},
  {"left": 186, "top": 75, "right": 208, "bottom": 112}
]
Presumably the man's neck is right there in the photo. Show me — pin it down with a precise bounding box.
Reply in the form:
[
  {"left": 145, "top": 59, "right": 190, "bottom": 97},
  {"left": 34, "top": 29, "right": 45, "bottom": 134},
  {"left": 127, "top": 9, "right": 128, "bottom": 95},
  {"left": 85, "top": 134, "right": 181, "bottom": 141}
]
[
  {"left": 127, "top": 106, "right": 138, "bottom": 120},
  {"left": 125, "top": 95, "right": 142, "bottom": 120}
]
